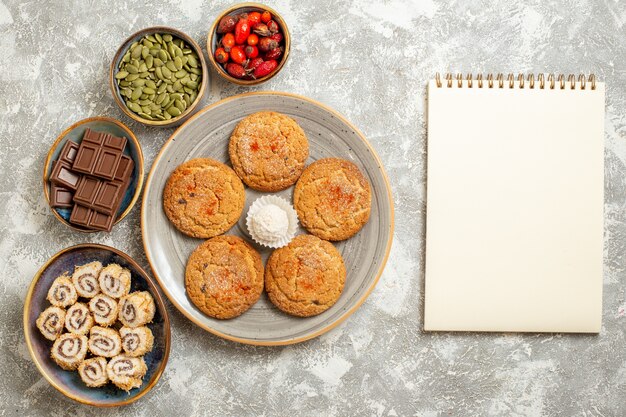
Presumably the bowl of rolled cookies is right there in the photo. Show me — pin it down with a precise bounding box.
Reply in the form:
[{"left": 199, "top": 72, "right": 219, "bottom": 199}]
[{"left": 23, "top": 244, "right": 170, "bottom": 407}]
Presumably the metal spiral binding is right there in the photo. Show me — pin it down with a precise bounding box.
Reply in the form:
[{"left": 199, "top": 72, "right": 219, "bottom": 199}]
[{"left": 435, "top": 73, "right": 596, "bottom": 90}]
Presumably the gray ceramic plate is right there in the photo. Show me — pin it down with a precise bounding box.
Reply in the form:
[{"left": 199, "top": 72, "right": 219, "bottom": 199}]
[{"left": 141, "top": 92, "right": 394, "bottom": 345}]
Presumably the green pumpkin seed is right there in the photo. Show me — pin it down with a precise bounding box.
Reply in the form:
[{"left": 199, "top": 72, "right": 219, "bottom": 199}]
[
  {"left": 158, "top": 50, "right": 168, "bottom": 61},
  {"left": 163, "top": 112, "right": 172, "bottom": 120},
  {"left": 155, "top": 92, "right": 167, "bottom": 104},
  {"left": 138, "top": 63, "right": 148, "bottom": 73},
  {"left": 126, "top": 73, "right": 140, "bottom": 81},
  {"left": 132, "top": 79, "right": 146, "bottom": 87},
  {"left": 122, "top": 51, "right": 131, "bottom": 63},
  {"left": 183, "top": 48, "right": 192, "bottom": 55},
  {"left": 174, "top": 56, "right": 183, "bottom": 70},
  {"left": 127, "top": 102, "right": 142, "bottom": 112},
  {"left": 141, "top": 46, "right": 149, "bottom": 59},
  {"left": 189, "top": 67, "right": 201, "bottom": 75},
  {"left": 126, "top": 64, "right": 139, "bottom": 74},
  {"left": 155, "top": 114, "right": 166, "bottom": 120},
  {"left": 175, "top": 69, "right": 187, "bottom": 78},
  {"left": 161, "top": 67, "right": 172, "bottom": 79},
  {"left": 160, "top": 95, "right": 170, "bottom": 107},
  {"left": 138, "top": 112, "right": 153, "bottom": 120},
  {"left": 143, "top": 39, "right": 154, "bottom": 48},
  {"left": 183, "top": 87, "right": 194, "bottom": 94},
  {"left": 167, "top": 106, "right": 181, "bottom": 117},
  {"left": 115, "top": 71, "right": 129, "bottom": 79},
  {"left": 155, "top": 67, "right": 164, "bottom": 80},
  {"left": 145, "top": 79, "right": 156, "bottom": 89},
  {"left": 155, "top": 33, "right": 163, "bottom": 43},
  {"left": 153, "top": 58, "right": 164, "bottom": 67},
  {"left": 143, "top": 87, "right": 155, "bottom": 94},
  {"left": 131, "top": 87, "right": 143, "bottom": 101},
  {"left": 162, "top": 34, "right": 173, "bottom": 42},
  {"left": 145, "top": 55, "right": 153, "bottom": 69},
  {"left": 173, "top": 80, "right": 182, "bottom": 91},
  {"left": 131, "top": 44, "right": 142, "bottom": 59},
  {"left": 186, "top": 80, "right": 198, "bottom": 90},
  {"left": 165, "top": 61, "right": 177, "bottom": 72},
  {"left": 157, "top": 83, "right": 167, "bottom": 94},
  {"left": 187, "top": 55, "right": 198, "bottom": 68}
]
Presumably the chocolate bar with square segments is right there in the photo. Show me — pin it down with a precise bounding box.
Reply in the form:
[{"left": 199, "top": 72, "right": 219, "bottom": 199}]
[
  {"left": 59, "top": 140, "right": 79, "bottom": 165},
  {"left": 69, "top": 204, "right": 92, "bottom": 227},
  {"left": 87, "top": 210, "right": 114, "bottom": 232},
  {"left": 103, "top": 133, "right": 127, "bottom": 151},
  {"left": 49, "top": 160, "right": 81, "bottom": 190},
  {"left": 93, "top": 148, "right": 122, "bottom": 180},
  {"left": 83, "top": 128, "right": 104, "bottom": 145},
  {"left": 114, "top": 155, "right": 134, "bottom": 181},
  {"left": 73, "top": 176, "right": 102, "bottom": 207},
  {"left": 72, "top": 142, "right": 101, "bottom": 175},
  {"left": 50, "top": 183, "right": 74, "bottom": 208}
]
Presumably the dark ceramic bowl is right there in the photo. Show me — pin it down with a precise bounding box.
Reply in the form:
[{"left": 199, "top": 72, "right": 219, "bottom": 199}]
[
  {"left": 23, "top": 244, "right": 171, "bottom": 407},
  {"left": 207, "top": 3, "right": 290, "bottom": 86},
  {"left": 110, "top": 26, "right": 208, "bottom": 127},
  {"left": 43, "top": 117, "right": 144, "bottom": 233}
]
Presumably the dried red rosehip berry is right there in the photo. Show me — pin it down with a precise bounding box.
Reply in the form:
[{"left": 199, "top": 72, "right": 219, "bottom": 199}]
[
  {"left": 226, "top": 63, "right": 247, "bottom": 79},
  {"left": 264, "top": 47, "right": 283, "bottom": 60},
  {"left": 234, "top": 19, "right": 250, "bottom": 44},
  {"left": 247, "top": 33, "right": 259, "bottom": 46},
  {"left": 258, "top": 37, "right": 278, "bottom": 52},
  {"left": 270, "top": 33, "right": 283, "bottom": 43},
  {"left": 230, "top": 45, "right": 246, "bottom": 64},
  {"left": 252, "top": 23, "right": 271, "bottom": 37},
  {"left": 214, "top": 47, "right": 229, "bottom": 64},
  {"left": 217, "top": 15, "right": 237, "bottom": 34},
  {"left": 248, "top": 11, "right": 261, "bottom": 26},
  {"left": 247, "top": 57, "right": 264, "bottom": 70},
  {"left": 222, "top": 33, "right": 235, "bottom": 50},
  {"left": 253, "top": 59, "right": 277, "bottom": 78},
  {"left": 267, "top": 20, "right": 279, "bottom": 34},
  {"left": 244, "top": 45, "right": 259, "bottom": 59},
  {"left": 261, "top": 11, "right": 272, "bottom": 23}
]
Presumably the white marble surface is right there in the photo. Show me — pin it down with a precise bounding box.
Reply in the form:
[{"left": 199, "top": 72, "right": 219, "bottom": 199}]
[{"left": 1, "top": 0, "right": 625, "bottom": 416}]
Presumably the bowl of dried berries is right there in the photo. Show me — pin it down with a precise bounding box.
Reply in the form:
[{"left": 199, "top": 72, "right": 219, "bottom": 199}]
[{"left": 208, "top": 3, "right": 290, "bottom": 85}]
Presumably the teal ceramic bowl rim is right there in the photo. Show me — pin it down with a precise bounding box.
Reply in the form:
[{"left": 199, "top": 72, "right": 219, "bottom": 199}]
[
  {"left": 42, "top": 116, "right": 144, "bottom": 233},
  {"left": 23, "top": 243, "right": 171, "bottom": 407}
]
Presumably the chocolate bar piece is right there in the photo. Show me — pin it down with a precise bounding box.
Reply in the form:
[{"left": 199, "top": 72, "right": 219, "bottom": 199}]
[
  {"left": 49, "top": 160, "right": 81, "bottom": 190},
  {"left": 50, "top": 183, "right": 74, "bottom": 208},
  {"left": 88, "top": 210, "right": 115, "bottom": 232},
  {"left": 69, "top": 204, "right": 92, "bottom": 227},
  {"left": 59, "top": 141, "right": 79, "bottom": 164},
  {"left": 114, "top": 155, "right": 134, "bottom": 181},
  {"left": 72, "top": 129, "right": 125, "bottom": 180},
  {"left": 73, "top": 174, "right": 127, "bottom": 216}
]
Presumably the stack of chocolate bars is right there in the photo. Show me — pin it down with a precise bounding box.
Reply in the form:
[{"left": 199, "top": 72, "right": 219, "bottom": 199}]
[{"left": 48, "top": 128, "right": 134, "bottom": 232}]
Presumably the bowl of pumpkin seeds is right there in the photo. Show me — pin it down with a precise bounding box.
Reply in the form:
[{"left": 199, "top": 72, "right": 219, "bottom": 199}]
[{"left": 110, "top": 27, "right": 208, "bottom": 127}]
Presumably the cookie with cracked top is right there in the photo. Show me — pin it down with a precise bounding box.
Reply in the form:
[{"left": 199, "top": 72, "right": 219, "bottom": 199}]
[
  {"left": 229, "top": 111, "right": 309, "bottom": 192},
  {"left": 163, "top": 158, "right": 245, "bottom": 238},
  {"left": 294, "top": 158, "right": 371, "bottom": 241},
  {"left": 265, "top": 234, "right": 346, "bottom": 317},
  {"left": 185, "top": 235, "right": 264, "bottom": 319}
]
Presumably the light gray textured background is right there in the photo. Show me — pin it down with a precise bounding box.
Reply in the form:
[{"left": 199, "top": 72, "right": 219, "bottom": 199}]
[{"left": 1, "top": 0, "right": 625, "bottom": 416}]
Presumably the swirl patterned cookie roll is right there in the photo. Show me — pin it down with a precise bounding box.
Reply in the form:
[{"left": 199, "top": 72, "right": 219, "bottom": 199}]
[
  {"left": 65, "top": 302, "right": 94, "bottom": 335},
  {"left": 107, "top": 355, "right": 147, "bottom": 391},
  {"left": 88, "top": 326, "right": 122, "bottom": 357},
  {"left": 72, "top": 261, "right": 102, "bottom": 298},
  {"left": 36, "top": 306, "right": 66, "bottom": 341},
  {"left": 118, "top": 292, "right": 155, "bottom": 328},
  {"left": 120, "top": 326, "right": 154, "bottom": 357},
  {"left": 78, "top": 357, "right": 109, "bottom": 388},
  {"left": 51, "top": 333, "right": 88, "bottom": 370},
  {"left": 98, "top": 264, "right": 131, "bottom": 299},
  {"left": 89, "top": 294, "right": 119, "bottom": 326},
  {"left": 46, "top": 274, "right": 78, "bottom": 307}
]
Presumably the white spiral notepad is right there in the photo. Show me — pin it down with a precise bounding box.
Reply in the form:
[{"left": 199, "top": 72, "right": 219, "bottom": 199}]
[{"left": 424, "top": 73, "right": 605, "bottom": 333}]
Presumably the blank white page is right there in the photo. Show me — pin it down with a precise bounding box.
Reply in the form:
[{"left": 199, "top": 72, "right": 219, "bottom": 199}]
[{"left": 424, "top": 78, "right": 605, "bottom": 333}]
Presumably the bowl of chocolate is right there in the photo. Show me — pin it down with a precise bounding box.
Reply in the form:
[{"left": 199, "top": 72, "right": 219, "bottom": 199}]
[
  {"left": 43, "top": 117, "right": 144, "bottom": 233},
  {"left": 110, "top": 27, "right": 208, "bottom": 128}
]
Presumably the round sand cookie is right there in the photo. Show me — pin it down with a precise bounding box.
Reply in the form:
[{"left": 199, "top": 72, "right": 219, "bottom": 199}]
[
  {"left": 185, "top": 235, "right": 264, "bottom": 319},
  {"left": 229, "top": 111, "right": 309, "bottom": 192},
  {"left": 294, "top": 158, "right": 371, "bottom": 241},
  {"left": 265, "top": 234, "right": 346, "bottom": 317},
  {"left": 163, "top": 158, "right": 245, "bottom": 238}
]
